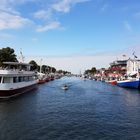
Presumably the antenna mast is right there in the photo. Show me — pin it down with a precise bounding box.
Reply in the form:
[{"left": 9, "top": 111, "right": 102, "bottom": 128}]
[{"left": 19, "top": 48, "right": 25, "bottom": 63}]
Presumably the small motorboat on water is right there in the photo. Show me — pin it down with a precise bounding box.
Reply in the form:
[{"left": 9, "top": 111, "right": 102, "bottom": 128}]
[{"left": 61, "top": 84, "right": 69, "bottom": 90}]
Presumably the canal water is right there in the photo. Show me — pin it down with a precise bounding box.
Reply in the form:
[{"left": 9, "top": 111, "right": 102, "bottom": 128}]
[{"left": 0, "top": 77, "right": 140, "bottom": 140}]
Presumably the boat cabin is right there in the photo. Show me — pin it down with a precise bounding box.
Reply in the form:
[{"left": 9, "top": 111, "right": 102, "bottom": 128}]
[
  {"left": 0, "top": 62, "right": 37, "bottom": 84},
  {"left": 1, "top": 62, "right": 32, "bottom": 71}
]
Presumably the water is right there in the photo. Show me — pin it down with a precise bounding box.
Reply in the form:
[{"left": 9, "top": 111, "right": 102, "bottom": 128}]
[{"left": 0, "top": 77, "right": 140, "bottom": 140}]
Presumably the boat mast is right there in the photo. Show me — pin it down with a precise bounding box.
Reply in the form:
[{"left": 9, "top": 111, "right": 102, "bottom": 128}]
[
  {"left": 19, "top": 48, "right": 25, "bottom": 63},
  {"left": 40, "top": 59, "right": 42, "bottom": 73}
]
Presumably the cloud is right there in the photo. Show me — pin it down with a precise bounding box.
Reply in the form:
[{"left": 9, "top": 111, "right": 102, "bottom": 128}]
[
  {"left": 0, "top": 0, "right": 90, "bottom": 32},
  {"left": 124, "top": 21, "right": 133, "bottom": 32},
  {"left": 25, "top": 54, "right": 114, "bottom": 74},
  {"left": 52, "top": 0, "right": 71, "bottom": 13},
  {"left": 25, "top": 50, "right": 119, "bottom": 74},
  {"left": 0, "top": 11, "right": 32, "bottom": 30},
  {"left": 24, "top": 44, "right": 140, "bottom": 74},
  {"left": 0, "top": 0, "right": 35, "bottom": 14},
  {"left": 36, "top": 21, "right": 61, "bottom": 32},
  {"left": 52, "top": 0, "right": 90, "bottom": 13},
  {"left": 0, "top": 0, "right": 33, "bottom": 30},
  {"left": 100, "top": 4, "right": 109, "bottom": 12},
  {"left": 34, "top": 9, "right": 52, "bottom": 20}
]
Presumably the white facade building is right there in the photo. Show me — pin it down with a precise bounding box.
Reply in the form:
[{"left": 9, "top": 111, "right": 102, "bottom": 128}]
[{"left": 127, "top": 59, "right": 140, "bottom": 76}]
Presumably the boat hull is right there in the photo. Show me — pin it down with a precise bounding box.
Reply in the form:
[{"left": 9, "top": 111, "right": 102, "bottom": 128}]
[
  {"left": 117, "top": 79, "right": 140, "bottom": 89},
  {"left": 61, "top": 87, "right": 68, "bottom": 90},
  {"left": 38, "top": 79, "right": 46, "bottom": 84},
  {"left": 106, "top": 80, "right": 117, "bottom": 85},
  {"left": 0, "top": 83, "right": 37, "bottom": 99}
]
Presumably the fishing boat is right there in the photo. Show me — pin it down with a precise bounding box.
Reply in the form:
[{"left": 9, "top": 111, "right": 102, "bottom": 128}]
[
  {"left": 37, "top": 78, "right": 46, "bottom": 84},
  {"left": 106, "top": 80, "right": 117, "bottom": 85},
  {"left": 117, "top": 54, "right": 140, "bottom": 89},
  {"left": 117, "top": 78, "right": 140, "bottom": 89},
  {"left": 37, "top": 72, "right": 46, "bottom": 84},
  {"left": 0, "top": 62, "right": 38, "bottom": 99}
]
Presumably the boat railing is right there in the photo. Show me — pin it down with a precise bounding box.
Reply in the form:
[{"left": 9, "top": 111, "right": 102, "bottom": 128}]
[
  {"left": 0, "top": 67, "right": 35, "bottom": 72},
  {"left": 0, "top": 68, "right": 36, "bottom": 75}
]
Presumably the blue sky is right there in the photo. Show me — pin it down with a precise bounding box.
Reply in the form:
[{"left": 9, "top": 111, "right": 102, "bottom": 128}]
[{"left": 0, "top": 0, "right": 140, "bottom": 73}]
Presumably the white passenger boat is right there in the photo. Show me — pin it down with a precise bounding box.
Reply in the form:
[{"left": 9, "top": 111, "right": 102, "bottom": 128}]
[{"left": 0, "top": 62, "right": 38, "bottom": 99}]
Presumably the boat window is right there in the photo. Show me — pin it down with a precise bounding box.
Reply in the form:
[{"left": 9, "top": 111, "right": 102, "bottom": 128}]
[
  {"left": 18, "top": 77, "right": 20, "bottom": 82},
  {"left": 3, "top": 77, "right": 13, "bottom": 83},
  {"left": 24, "top": 76, "right": 28, "bottom": 81},
  {"left": 13, "top": 77, "right": 18, "bottom": 83},
  {"left": 29, "top": 76, "right": 33, "bottom": 81},
  {"left": 33, "top": 75, "right": 38, "bottom": 80},
  {"left": 18, "top": 77, "right": 22, "bottom": 82}
]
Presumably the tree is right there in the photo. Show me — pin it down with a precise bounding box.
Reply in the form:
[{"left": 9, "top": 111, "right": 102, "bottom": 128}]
[
  {"left": 0, "top": 47, "right": 17, "bottom": 66},
  {"left": 41, "top": 65, "right": 47, "bottom": 73},
  {"left": 51, "top": 67, "right": 56, "bottom": 73},
  {"left": 90, "top": 67, "right": 97, "bottom": 74},
  {"left": 29, "top": 60, "right": 57, "bottom": 73},
  {"left": 57, "top": 70, "right": 71, "bottom": 75},
  {"left": 84, "top": 69, "right": 91, "bottom": 75},
  {"left": 29, "top": 60, "right": 38, "bottom": 71},
  {"left": 84, "top": 67, "right": 97, "bottom": 75}
]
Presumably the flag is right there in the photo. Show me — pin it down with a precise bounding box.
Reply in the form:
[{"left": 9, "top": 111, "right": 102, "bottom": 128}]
[
  {"left": 132, "top": 51, "right": 135, "bottom": 55},
  {"left": 132, "top": 51, "right": 138, "bottom": 58}
]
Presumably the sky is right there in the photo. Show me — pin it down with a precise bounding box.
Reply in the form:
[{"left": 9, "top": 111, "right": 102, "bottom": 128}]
[{"left": 0, "top": 0, "right": 140, "bottom": 74}]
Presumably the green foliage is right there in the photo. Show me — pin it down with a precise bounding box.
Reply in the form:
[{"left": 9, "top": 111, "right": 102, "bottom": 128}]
[
  {"left": 84, "top": 67, "right": 97, "bottom": 75},
  {"left": 51, "top": 67, "right": 56, "bottom": 73},
  {"left": 36, "top": 64, "right": 56, "bottom": 73},
  {"left": 91, "top": 67, "right": 97, "bottom": 74},
  {"left": 41, "top": 65, "right": 47, "bottom": 73},
  {"left": 29, "top": 60, "right": 38, "bottom": 71},
  {"left": 28, "top": 60, "right": 57, "bottom": 73},
  {"left": 0, "top": 47, "right": 69, "bottom": 74},
  {"left": 57, "top": 70, "right": 71, "bottom": 75},
  {"left": 0, "top": 47, "right": 18, "bottom": 66}
]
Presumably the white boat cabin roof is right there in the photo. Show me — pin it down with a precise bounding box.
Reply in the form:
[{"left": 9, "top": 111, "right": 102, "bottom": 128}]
[
  {"left": 3, "top": 62, "right": 32, "bottom": 66},
  {"left": 0, "top": 62, "right": 33, "bottom": 72}
]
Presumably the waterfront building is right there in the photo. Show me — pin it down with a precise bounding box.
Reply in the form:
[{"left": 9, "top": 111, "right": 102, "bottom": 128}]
[
  {"left": 109, "top": 59, "right": 127, "bottom": 76},
  {"left": 127, "top": 59, "right": 140, "bottom": 76}
]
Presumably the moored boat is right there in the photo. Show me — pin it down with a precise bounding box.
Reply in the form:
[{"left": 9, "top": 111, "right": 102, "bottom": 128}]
[
  {"left": 37, "top": 79, "right": 46, "bottom": 84},
  {"left": 106, "top": 80, "right": 117, "bottom": 85},
  {"left": 117, "top": 78, "right": 140, "bottom": 89},
  {"left": 37, "top": 72, "right": 46, "bottom": 84},
  {"left": 116, "top": 53, "right": 140, "bottom": 89},
  {"left": 0, "top": 62, "right": 38, "bottom": 99}
]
